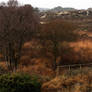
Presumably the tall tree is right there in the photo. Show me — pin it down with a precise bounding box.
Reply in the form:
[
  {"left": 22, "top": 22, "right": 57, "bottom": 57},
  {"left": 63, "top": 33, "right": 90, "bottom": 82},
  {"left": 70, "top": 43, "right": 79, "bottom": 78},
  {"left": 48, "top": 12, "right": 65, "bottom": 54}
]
[
  {"left": 39, "top": 19, "right": 78, "bottom": 70},
  {"left": 7, "top": 0, "right": 18, "bottom": 7},
  {"left": 0, "top": 0, "right": 39, "bottom": 72}
]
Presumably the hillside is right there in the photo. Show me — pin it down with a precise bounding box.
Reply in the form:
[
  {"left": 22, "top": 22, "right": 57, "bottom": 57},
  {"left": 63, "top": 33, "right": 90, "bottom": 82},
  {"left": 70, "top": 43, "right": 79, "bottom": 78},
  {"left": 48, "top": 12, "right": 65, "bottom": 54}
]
[
  {"left": 50, "top": 6, "right": 76, "bottom": 12},
  {"left": 39, "top": 6, "right": 76, "bottom": 12}
]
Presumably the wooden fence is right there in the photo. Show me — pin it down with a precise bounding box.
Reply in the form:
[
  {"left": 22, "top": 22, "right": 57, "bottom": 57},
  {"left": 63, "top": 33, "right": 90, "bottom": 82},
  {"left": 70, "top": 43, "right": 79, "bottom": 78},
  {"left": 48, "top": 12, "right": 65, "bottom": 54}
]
[
  {"left": 43, "top": 63, "right": 92, "bottom": 92},
  {"left": 56, "top": 63, "right": 92, "bottom": 76}
]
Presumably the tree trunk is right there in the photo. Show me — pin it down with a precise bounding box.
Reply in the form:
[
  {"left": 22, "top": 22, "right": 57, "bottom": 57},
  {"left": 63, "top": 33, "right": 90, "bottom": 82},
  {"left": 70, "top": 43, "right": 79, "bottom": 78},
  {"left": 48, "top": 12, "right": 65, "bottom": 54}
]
[{"left": 53, "top": 40, "right": 58, "bottom": 70}]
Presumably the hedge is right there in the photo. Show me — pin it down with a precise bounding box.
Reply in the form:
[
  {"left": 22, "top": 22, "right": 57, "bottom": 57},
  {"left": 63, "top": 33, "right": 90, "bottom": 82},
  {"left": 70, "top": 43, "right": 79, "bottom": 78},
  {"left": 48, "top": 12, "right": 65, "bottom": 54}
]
[{"left": 0, "top": 73, "right": 41, "bottom": 92}]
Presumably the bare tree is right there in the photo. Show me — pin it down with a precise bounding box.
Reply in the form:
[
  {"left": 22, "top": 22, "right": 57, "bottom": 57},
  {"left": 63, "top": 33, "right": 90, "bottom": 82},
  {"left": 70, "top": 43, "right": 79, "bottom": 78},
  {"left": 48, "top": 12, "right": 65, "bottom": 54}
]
[
  {"left": 0, "top": 1, "right": 39, "bottom": 72},
  {"left": 39, "top": 20, "right": 78, "bottom": 70},
  {"left": 7, "top": 0, "right": 18, "bottom": 7}
]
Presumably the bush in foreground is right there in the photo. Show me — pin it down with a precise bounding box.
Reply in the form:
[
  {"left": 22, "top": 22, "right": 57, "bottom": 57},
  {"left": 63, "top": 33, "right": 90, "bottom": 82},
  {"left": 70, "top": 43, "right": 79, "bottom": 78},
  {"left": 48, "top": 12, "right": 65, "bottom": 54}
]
[{"left": 0, "top": 73, "right": 41, "bottom": 92}]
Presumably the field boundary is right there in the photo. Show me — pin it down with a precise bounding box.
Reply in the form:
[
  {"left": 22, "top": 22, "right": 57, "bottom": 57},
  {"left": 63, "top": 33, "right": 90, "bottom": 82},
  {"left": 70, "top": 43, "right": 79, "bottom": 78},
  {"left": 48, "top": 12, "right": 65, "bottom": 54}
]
[{"left": 56, "top": 63, "right": 92, "bottom": 76}]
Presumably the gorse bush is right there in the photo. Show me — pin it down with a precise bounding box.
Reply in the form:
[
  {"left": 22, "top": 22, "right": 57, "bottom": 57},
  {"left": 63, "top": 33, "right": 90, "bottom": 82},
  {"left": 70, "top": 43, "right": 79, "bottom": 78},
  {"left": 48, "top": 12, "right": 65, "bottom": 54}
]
[{"left": 0, "top": 73, "right": 41, "bottom": 92}]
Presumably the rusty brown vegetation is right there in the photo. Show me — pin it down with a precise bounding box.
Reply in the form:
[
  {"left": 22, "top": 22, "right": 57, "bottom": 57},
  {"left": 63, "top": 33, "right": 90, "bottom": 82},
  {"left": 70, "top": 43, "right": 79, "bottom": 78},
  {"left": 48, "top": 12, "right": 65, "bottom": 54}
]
[
  {"left": 42, "top": 72, "right": 92, "bottom": 92},
  {"left": 0, "top": 1, "right": 92, "bottom": 92}
]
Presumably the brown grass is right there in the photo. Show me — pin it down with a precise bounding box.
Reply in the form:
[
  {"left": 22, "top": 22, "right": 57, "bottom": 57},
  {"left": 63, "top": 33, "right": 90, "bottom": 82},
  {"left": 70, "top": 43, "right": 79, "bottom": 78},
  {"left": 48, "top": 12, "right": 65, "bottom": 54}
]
[
  {"left": 70, "top": 40, "right": 92, "bottom": 50},
  {"left": 42, "top": 69, "right": 92, "bottom": 92}
]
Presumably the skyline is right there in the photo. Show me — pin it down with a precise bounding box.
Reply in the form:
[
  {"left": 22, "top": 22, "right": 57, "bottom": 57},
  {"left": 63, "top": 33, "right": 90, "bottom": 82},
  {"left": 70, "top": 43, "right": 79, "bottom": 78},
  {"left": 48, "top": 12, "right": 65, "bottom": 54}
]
[{"left": 0, "top": 0, "right": 92, "bottom": 9}]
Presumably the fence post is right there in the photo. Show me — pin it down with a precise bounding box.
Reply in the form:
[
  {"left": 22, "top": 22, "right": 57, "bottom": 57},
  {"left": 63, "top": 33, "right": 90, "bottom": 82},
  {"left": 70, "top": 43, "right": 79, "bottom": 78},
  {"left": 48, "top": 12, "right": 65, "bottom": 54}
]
[
  {"left": 69, "top": 65, "right": 71, "bottom": 76},
  {"left": 80, "top": 64, "right": 82, "bottom": 70},
  {"left": 80, "top": 64, "right": 82, "bottom": 77},
  {"left": 56, "top": 66, "right": 59, "bottom": 76}
]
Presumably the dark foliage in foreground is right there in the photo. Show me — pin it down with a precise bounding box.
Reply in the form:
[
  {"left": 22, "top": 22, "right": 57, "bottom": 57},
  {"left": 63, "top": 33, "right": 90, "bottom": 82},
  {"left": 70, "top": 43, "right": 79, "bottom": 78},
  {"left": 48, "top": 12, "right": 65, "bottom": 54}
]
[{"left": 0, "top": 73, "right": 41, "bottom": 92}]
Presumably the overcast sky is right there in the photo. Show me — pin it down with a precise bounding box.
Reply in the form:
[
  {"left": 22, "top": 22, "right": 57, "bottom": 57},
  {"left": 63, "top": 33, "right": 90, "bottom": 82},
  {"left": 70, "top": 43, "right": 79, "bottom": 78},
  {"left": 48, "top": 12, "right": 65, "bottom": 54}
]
[{"left": 0, "top": 0, "right": 92, "bottom": 9}]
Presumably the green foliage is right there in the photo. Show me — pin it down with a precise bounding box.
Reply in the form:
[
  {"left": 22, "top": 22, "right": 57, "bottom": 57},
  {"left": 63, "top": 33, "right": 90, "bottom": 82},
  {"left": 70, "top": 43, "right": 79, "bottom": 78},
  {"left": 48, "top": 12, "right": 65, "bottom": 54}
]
[
  {"left": 0, "top": 73, "right": 41, "bottom": 92},
  {"left": 0, "top": 65, "right": 8, "bottom": 74}
]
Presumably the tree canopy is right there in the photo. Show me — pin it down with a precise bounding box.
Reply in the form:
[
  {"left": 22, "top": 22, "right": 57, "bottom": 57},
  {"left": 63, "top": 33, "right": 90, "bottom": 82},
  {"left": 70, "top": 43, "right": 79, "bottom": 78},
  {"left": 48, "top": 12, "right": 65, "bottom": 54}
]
[
  {"left": 0, "top": 0, "right": 39, "bottom": 71},
  {"left": 38, "top": 19, "right": 78, "bottom": 70}
]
